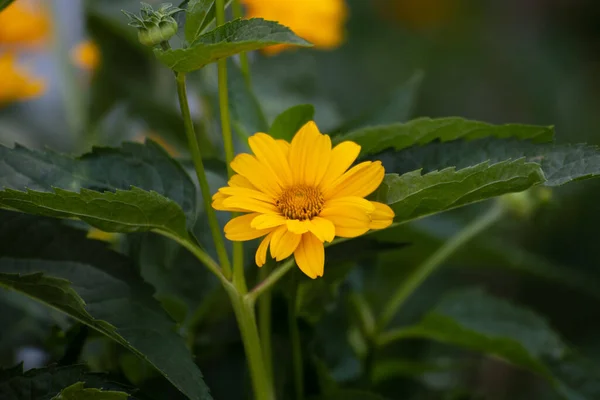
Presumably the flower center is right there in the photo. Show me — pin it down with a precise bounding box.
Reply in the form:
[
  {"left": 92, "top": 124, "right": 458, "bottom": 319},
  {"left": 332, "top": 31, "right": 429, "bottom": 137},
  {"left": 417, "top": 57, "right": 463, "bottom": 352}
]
[{"left": 276, "top": 185, "right": 324, "bottom": 220}]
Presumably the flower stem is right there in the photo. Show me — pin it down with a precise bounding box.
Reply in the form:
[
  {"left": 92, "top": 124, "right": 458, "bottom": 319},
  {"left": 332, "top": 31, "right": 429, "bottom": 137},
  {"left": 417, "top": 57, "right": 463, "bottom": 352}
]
[
  {"left": 289, "top": 276, "right": 304, "bottom": 400},
  {"left": 175, "top": 72, "right": 232, "bottom": 279},
  {"left": 258, "top": 262, "right": 273, "bottom": 383},
  {"left": 215, "top": 0, "right": 246, "bottom": 291},
  {"left": 376, "top": 203, "right": 506, "bottom": 332},
  {"left": 225, "top": 284, "right": 275, "bottom": 400},
  {"left": 247, "top": 258, "right": 296, "bottom": 304},
  {"left": 232, "top": 0, "right": 251, "bottom": 84}
]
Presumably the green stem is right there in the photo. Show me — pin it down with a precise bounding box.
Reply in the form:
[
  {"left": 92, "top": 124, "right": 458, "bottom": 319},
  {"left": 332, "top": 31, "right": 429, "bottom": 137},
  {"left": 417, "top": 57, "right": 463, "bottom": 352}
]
[
  {"left": 258, "top": 262, "right": 273, "bottom": 384},
  {"left": 175, "top": 72, "right": 232, "bottom": 279},
  {"left": 246, "top": 258, "right": 296, "bottom": 304},
  {"left": 376, "top": 203, "right": 506, "bottom": 332},
  {"left": 215, "top": 0, "right": 246, "bottom": 291},
  {"left": 225, "top": 285, "right": 275, "bottom": 400},
  {"left": 289, "top": 276, "right": 304, "bottom": 400},
  {"left": 232, "top": 0, "right": 251, "bottom": 84}
]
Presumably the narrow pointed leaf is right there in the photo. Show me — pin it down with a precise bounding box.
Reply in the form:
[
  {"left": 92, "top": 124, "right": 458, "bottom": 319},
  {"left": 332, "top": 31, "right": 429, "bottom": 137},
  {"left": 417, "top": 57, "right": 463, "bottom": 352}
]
[
  {"left": 155, "top": 18, "right": 312, "bottom": 72},
  {"left": 184, "top": 0, "right": 214, "bottom": 42},
  {"left": 0, "top": 211, "right": 212, "bottom": 400}
]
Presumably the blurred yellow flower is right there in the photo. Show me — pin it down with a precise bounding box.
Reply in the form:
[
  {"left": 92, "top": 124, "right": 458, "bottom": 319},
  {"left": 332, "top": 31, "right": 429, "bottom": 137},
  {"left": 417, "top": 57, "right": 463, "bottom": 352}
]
[
  {"left": 71, "top": 40, "right": 101, "bottom": 72},
  {"left": 242, "top": 0, "right": 348, "bottom": 55},
  {"left": 0, "top": 52, "right": 45, "bottom": 104},
  {"left": 213, "top": 121, "right": 394, "bottom": 279},
  {"left": 0, "top": 0, "right": 50, "bottom": 46}
]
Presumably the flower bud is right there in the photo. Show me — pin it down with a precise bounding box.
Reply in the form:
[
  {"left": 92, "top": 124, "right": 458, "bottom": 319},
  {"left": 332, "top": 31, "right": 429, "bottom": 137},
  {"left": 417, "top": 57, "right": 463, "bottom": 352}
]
[
  {"left": 122, "top": 3, "right": 182, "bottom": 47},
  {"left": 499, "top": 187, "right": 552, "bottom": 218}
]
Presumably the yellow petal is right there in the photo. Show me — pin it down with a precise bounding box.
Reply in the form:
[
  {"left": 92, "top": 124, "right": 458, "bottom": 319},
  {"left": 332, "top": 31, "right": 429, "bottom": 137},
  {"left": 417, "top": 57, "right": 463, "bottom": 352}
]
[
  {"left": 322, "top": 196, "right": 375, "bottom": 213},
  {"left": 307, "top": 216, "right": 335, "bottom": 242},
  {"left": 294, "top": 232, "right": 325, "bottom": 279},
  {"left": 229, "top": 174, "right": 256, "bottom": 189},
  {"left": 320, "top": 141, "right": 361, "bottom": 189},
  {"left": 369, "top": 201, "right": 395, "bottom": 230},
  {"left": 223, "top": 196, "right": 279, "bottom": 214},
  {"left": 231, "top": 153, "right": 281, "bottom": 198},
  {"left": 286, "top": 219, "right": 310, "bottom": 234},
  {"left": 225, "top": 213, "right": 272, "bottom": 241},
  {"left": 269, "top": 225, "right": 302, "bottom": 261},
  {"left": 251, "top": 213, "right": 287, "bottom": 229},
  {"left": 289, "top": 121, "right": 332, "bottom": 186},
  {"left": 212, "top": 192, "right": 246, "bottom": 212},
  {"left": 276, "top": 140, "right": 290, "bottom": 157},
  {"left": 333, "top": 226, "right": 370, "bottom": 238},
  {"left": 323, "top": 161, "right": 385, "bottom": 200},
  {"left": 219, "top": 186, "right": 276, "bottom": 204},
  {"left": 320, "top": 198, "right": 372, "bottom": 238},
  {"left": 248, "top": 132, "right": 293, "bottom": 186},
  {"left": 255, "top": 231, "right": 274, "bottom": 267}
]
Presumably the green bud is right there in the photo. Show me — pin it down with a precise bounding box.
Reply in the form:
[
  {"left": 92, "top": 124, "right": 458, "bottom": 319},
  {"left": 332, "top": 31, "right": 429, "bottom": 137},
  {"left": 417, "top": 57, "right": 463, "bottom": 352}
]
[
  {"left": 122, "top": 3, "right": 182, "bottom": 47},
  {"left": 499, "top": 187, "right": 552, "bottom": 218}
]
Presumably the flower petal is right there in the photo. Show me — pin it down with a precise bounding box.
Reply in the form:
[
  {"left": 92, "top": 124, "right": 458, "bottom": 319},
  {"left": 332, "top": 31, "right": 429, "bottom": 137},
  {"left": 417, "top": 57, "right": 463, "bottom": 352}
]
[
  {"left": 320, "top": 141, "right": 361, "bottom": 189},
  {"left": 276, "top": 139, "right": 290, "bottom": 157},
  {"left": 255, "top": 231, "right": 274, "bottom": 267},
  {"left": 294, "top": 232, "right": 325, "bottom": 279},
  {"left": 322, "top": 196, "right": 375, "bottom": 213},
  {"left": 251, "top": 213, "right": 287, "bottom": 230},
  {"left": 323, "top": 161, "right": 385, "bottom": 200},
  {"left": 225, "top": 213, "right": 273, "bottom": 241},
  {"left": 369, "top": 201, "right": 395, "bottom": 230},
  {"left": 289, "top": 121, "right": 332, "bottom": 186},
  {"left": 212, "top": 192, "right": 246, "bottom": 212},
  {"left": 248, "top": 132, "right": 293, "bottom": 186},
  {"left": 231, "top": 153, "right": 281, "bottom": 198},
  {"left": 223, "top": 196, "right": 279, "bottom": 214},
  {"left": 219, "top": 186, "right": 276, "bottom": 204},
  {"left": 320, "top": 197, "right": 372, "bottom": 238},
  {"left": 229, "top": 174, "right": 256, "bottom": 189},
  {"left": 269, "top": 225, "right": 302, "bottom": 261},
  {"left": 308, "top": 216, "right": 335, "bottom": 242}
]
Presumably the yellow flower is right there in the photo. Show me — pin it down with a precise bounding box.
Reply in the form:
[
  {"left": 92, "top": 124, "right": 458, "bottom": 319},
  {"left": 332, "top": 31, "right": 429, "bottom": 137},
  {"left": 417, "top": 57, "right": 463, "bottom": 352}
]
[
  {"left": 0, "top": 52, "right": 45, "bottom": 104},
  {"left": 71, "top": 40, "right": 101, "bottom": 72},
  {"left": 241, "top": 0, "right": 348, "bottom": 55},
  {"left": 0, "top": 1, "right": 50, "bottom": 46},
  {"left": 212, "top": 121, "right": 394, "bottom": 279}
]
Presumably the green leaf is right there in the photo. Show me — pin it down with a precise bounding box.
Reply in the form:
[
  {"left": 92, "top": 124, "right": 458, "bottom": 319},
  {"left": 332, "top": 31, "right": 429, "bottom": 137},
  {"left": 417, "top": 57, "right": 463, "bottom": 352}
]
[
  {"left": 0, "top": 211, "right": 212, "bottom": 400},
  {"left": 0, "top": 364, "right": 131, "bottom": 400},
  {"left": 269, "top": 104, "right": 315, "bottom": 141},
  {"left": 307, "top": 390, "right": 390, "bottom": 400},
  {"left": 52, "top": 382, "right": 128, "bottom": 400},
  {"left": 0, "top": 0, "right": 14, "bottom": 12},
  {"left": 383, "top": 138, "right": 600, "bottom": 187},
  {"left": 228, "top": 59, "right": 268, "bottom": 139},
  {"left": 184, "top": 0, "right": 215, "bottom": 43},
  {"left": 155, "top": 18, "right": 312, "bottom": 72},
  {"left": 373, "top": 159, "right": 545, "bottom": 223},
  {"left": 0, "top": 141, "right": 197, "bottom": 222},
  {"left": 336, "top": 117, "right": 554, "bottom": 157},
  {"left": 0, "top": 187, "right": 189, "bottom": 240}
]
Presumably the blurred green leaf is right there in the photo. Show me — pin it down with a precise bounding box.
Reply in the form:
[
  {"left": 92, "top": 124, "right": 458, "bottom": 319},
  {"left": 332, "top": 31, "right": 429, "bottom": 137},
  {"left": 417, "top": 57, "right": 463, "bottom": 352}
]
[
  {"left": 184, "top": 0, "right": 215, "bottom": 43},
  {"left": 374, "top": 159, "right": 545, "bottom": 223},
  {"left": 337, "top": 117, "right": 554, "bottom": 157},
  {"left": 307, "top": 390, "right": 390, "bottom": 400},
  {"left": 155, "top": 18, "right": 311, "bottom": 72},
  {"left": 51, "top": 382, "right": 128, "bottom": 400},
  {"left": 228, "top": 60, "right": 269, "bottom": 139},
  {"left": 0, "top": 141, "right": 197, "bottom": 222},
  {"left": 0, "top": 187, "right": 190, "bottom": 240},
  {"left": 0, "top": 211, "right": 211, "bottom": 400},
  {"left": 0, "top": 364, "right": 131, "bottom": 400},
  {"left": 269, "top": 104, "right": 315, "bottom": 141},
  {"left": 0, "top": 0, "right": 14, "bottom": 12},
  {"left": 385, "top": 138, "right": 600, "bottom": 187}
]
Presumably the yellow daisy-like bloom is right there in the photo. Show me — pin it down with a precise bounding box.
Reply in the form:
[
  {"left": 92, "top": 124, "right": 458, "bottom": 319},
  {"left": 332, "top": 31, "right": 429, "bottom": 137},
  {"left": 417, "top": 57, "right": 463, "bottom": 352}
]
[
  {"left": 241, "top": 0, "right": 348, "bottom": 55},
  {"left": 212, "top": 121, "right": 395, "bottom": 279},
  {"left": 0, "top": 52, "right": 45, "bottom": 104},
  {"left": 71, "top": 39, "right": 101, "bottom": 72},
  {"left": 0, "top": 1, "right": 50, "bottom": 46}
]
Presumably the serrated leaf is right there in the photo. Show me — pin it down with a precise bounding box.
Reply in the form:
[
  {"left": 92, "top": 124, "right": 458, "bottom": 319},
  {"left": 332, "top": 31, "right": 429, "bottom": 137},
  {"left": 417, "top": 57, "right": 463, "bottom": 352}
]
[
  {"left": 0, "top": 364, "right": 131, "bottom": 400},
  {"left": 155, "top": 18, "right": 312, "bottom": 72},
  {"left": 0, "top": 211, "right": 212, "bottom": 400},
  {"left": 0, "top": 187, "right": 189, "bottom": 240},
  {"left": 336, "top": 117, "right": 554, "bottom": 157},
  {"left": 51, "top": 382, "right": 128, "bottom": 400},
  {"left": 228, "top": 59, "right": 268, "bottom": 139},
  {"left": 382, "top": 137, "right": 600, "bottom": 187},
  {"left": 0, "top": 141, "right": 196, "bottom": 223},
  {"left": 269, "top": 104, "right": 315, "bottom": 141},
  {"left": 184, "top": 0, "right": 214, "bottom": 43},
  {"left": 373, "top": 159, "right": 545, "bottom": 223}
]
